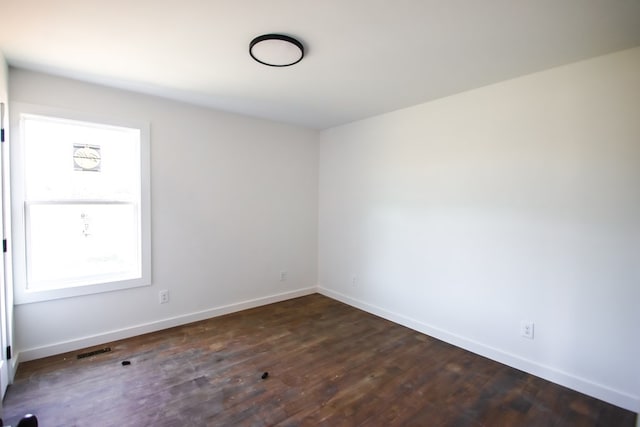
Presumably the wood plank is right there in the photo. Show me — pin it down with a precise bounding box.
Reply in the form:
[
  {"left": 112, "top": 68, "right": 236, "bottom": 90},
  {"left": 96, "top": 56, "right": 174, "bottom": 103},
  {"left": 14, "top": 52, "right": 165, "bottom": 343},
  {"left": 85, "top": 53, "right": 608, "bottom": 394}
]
[{"left": 3, "top": 294, "right": 635, "bottom": 426}]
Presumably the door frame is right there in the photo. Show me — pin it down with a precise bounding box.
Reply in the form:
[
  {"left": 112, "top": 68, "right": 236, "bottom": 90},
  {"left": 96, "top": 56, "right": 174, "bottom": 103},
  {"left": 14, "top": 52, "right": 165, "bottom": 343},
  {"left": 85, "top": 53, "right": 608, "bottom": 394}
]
[{"left": 0, "top": 101, "right": 14, "bottom": 400}]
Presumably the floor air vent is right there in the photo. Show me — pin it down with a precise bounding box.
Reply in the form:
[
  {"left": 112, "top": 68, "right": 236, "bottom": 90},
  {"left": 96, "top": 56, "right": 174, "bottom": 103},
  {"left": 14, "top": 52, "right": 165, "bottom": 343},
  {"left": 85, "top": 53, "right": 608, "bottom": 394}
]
[{"left": 77, "top": 347, "right": 111, "bottom": 359}]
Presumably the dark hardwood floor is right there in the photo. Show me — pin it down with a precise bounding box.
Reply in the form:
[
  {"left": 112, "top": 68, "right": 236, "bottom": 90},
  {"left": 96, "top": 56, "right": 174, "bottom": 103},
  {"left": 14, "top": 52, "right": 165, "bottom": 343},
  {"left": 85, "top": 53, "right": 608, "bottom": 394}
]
[{"left": 3, "top": 294, "right": 635, "bottom": 426}]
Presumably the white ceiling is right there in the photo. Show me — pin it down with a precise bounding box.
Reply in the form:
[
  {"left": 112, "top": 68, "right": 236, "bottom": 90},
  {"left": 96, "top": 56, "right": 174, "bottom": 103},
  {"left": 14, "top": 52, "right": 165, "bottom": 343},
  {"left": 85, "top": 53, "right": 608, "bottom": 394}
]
[{"left": 1, "top": 0, "right": 640, "bottom": 129}]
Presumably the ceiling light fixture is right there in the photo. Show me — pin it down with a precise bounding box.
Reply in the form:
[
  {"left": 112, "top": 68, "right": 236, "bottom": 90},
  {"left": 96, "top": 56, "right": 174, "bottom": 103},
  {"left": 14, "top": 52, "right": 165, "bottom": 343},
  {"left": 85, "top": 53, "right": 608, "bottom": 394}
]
[{"left": 249, "top": 34, "right": 304, "bottom": 67}]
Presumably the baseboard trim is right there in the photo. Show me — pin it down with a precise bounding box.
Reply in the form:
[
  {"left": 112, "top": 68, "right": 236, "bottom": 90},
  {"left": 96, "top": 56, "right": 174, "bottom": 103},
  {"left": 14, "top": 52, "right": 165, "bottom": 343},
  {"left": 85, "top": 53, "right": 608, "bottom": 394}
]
[
  {"left": 17, "top": 287, "right": 316, "bottom": 363},
  {"left": 9, "top": 352, "right": 20, "bottom": 382},
  {"left": 317, "top": 286, "right": 640, "bottom": 414},
  {"left": 14, "top": 285, "right": 639, "bottom": 415}
]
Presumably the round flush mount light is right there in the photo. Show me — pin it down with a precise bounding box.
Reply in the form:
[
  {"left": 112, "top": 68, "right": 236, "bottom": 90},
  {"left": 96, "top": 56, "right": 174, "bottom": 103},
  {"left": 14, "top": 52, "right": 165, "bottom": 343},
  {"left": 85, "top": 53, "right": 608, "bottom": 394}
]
[{"left": 249, "top": 34, "right": 304, "bottom": 67}]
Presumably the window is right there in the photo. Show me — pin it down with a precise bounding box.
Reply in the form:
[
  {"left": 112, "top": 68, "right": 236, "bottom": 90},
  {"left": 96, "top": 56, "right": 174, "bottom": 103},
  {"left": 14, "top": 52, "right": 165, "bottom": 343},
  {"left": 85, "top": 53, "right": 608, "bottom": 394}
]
[{"left": 11, "top": 104, "right": 151, "bottom": 303}]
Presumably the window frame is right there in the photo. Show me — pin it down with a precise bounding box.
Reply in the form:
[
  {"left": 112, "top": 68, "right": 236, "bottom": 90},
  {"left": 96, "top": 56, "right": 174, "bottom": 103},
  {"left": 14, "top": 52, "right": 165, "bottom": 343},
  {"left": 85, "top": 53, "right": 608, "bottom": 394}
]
[{"left": 10, "top": 103, "right": 152, "bottom": 304}]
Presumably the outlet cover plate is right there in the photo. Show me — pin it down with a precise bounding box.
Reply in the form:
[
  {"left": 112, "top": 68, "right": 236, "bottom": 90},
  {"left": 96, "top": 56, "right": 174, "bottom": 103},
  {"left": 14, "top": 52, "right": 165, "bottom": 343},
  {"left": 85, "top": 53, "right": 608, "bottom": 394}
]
[
  {"left": 520, "top": 321, "right": 534, "bottom": 339},
  {"left": 159, "top": 290, "right": 169, "bottom": 304}
]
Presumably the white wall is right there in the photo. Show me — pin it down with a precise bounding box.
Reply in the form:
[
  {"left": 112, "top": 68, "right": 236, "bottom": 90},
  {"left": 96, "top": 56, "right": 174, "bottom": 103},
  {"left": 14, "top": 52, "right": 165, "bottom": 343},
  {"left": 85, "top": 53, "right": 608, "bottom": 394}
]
[
  {"left": 9, "top": 69, "right": 318, "bottom": 360},
  {"left": 318, "top": 47, "right": 640, "bottom": 412}
]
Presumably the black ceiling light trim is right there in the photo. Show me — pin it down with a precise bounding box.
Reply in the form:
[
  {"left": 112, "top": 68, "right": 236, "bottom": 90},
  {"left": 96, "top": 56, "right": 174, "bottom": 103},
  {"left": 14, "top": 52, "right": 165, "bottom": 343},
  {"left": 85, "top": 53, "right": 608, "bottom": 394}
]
[{"left": 249, "top": 34, "right": 305, "bottom": 67}]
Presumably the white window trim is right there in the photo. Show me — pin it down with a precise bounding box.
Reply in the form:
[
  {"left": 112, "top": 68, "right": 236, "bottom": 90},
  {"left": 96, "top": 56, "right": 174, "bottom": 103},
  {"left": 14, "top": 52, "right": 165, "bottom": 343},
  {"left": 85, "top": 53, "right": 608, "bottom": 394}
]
[{"left": 10, "top": 102, "right": 152, "bottom": 304}]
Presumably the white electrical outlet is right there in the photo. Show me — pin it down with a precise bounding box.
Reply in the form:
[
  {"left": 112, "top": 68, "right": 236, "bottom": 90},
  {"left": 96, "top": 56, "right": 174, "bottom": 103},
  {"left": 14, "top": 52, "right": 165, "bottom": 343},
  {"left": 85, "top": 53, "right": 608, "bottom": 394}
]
[
  {"left": 351, "top": 276, "right": 357, "bottom": 287},
  {"left": 520, "top": 321, "right": 534, "bottom": 339},
  {"left": 280, "top": 271, "right": 287, "bottom": 282},
  {"left": 159, "top": 290, "right": 169, "bottom": 304}
]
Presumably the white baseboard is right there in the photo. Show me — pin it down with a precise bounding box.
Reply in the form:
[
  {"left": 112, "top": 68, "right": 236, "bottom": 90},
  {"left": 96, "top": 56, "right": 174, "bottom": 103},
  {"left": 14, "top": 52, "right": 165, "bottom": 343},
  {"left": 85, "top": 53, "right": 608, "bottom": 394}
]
[
  {"left": 9, "top": 352, "right": 20, "bottom": 383},
  {"left": 17, "top": 287, "right": 316, "bottom": 363},
  {"left": 13, "top": 284, "right": 639, "bottom": 417},
  {"left": 317, "top": 286, "right": 640, "bottom": 414}
]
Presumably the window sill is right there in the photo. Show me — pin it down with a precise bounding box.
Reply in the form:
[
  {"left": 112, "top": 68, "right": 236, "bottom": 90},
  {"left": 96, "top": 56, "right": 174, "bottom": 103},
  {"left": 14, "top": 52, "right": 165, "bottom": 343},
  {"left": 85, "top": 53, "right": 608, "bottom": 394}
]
[{"left": 14, "top": 275, "right": 152, "bottom": 305}]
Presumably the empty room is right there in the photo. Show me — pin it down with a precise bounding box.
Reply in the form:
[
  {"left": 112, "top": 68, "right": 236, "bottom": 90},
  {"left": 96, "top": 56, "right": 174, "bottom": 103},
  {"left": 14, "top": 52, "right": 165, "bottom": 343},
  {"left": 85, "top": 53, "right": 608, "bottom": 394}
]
[{"left": 0, "top": 1, "right": 639, "bottom": 426}]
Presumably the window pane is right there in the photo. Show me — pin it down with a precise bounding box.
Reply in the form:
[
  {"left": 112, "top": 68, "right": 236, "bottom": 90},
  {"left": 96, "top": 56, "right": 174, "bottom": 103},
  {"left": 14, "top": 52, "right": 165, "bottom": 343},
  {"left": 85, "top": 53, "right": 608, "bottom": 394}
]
[
  {"left": 13, "top": 107, "right": 151, "bottom": 304},
  {"left": 23, "top": 116, "right": 141, "bottom": 201},
  {"left": 26, "top": 203, "right": 140, "bottom": 290}
]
